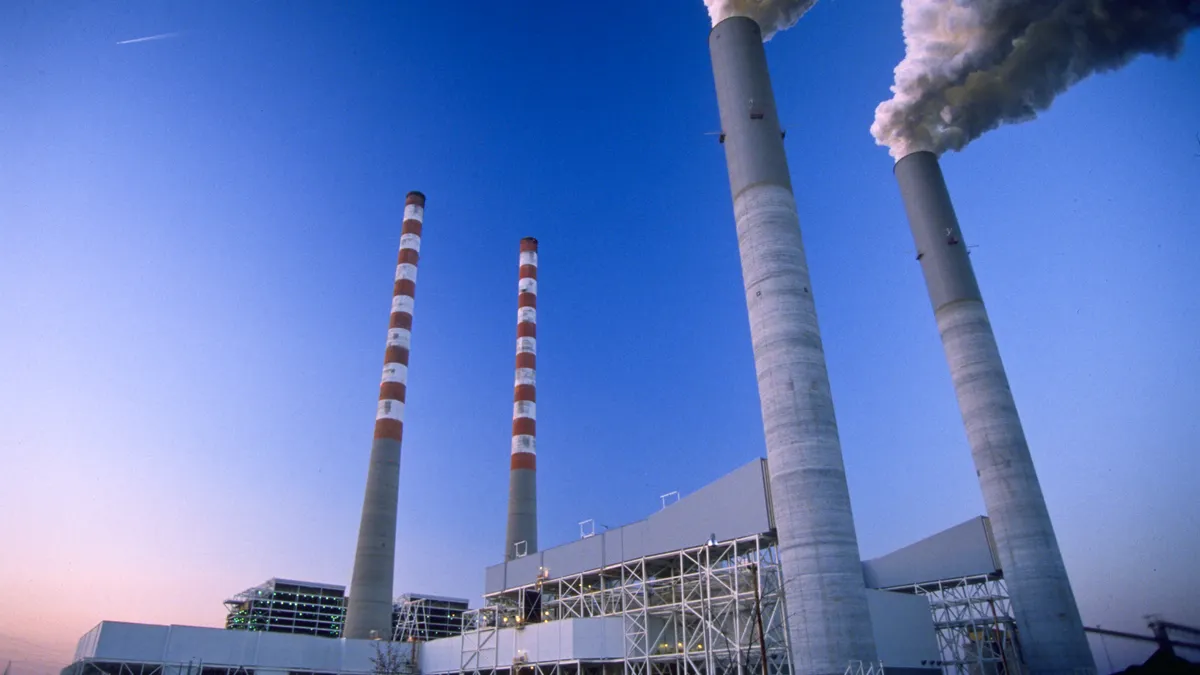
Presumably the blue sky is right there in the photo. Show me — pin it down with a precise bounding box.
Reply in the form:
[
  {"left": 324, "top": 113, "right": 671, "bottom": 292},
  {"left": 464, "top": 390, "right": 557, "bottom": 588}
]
[{"left": 1, "top": 2, "right": 1198, "bottom": 672}]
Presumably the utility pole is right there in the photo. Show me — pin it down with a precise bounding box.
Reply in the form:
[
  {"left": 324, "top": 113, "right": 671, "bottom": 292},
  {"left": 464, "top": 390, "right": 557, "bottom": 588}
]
[{"left": 749, "top": 562, "right": 768, "bottom": 675}]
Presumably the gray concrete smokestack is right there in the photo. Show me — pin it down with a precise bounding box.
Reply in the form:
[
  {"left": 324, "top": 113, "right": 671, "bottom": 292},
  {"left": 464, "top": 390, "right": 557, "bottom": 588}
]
[
  {"left": 345, "top": 191, "right": 426, "bottom": 640},
  {"left": 506, "top": 237, "right": 539, "bottom": 560},
  {"left": 893, "top": 151, "right": 1094, "bottom": 674},
  {"left": 709, "top": 17, "right": 878, "bottom": 673}
]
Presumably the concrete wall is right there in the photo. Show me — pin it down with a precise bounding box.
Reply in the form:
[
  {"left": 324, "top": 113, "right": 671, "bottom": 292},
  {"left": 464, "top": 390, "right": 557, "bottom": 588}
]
[
  {"left": 862, "top": 517, "right": 1000, "bottom": 589},
  {"left": 866, "top": 590, "right": 939, "bottom": 669}
]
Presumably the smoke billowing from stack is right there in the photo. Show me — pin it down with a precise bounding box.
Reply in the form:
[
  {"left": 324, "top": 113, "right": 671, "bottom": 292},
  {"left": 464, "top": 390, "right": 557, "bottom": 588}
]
[
  {"left": 893, "top": 154, "right": 1094, "bottom": 673},
  {"left": 704, "top": 0, "right": 814, "bottom": 40},
  {"left": 345, "top": 191, "right": 425, "bottom": 640},
  {"left": 709, "top": 15, "right": 878, "bottom": 673},
  {"left": 876, "top": 3, "right": 1198, "bottom": 669},
  {"left": 505, "top": 238, "right": 539, "bottom": 560},
  {"left": 873, "top": 0, "right": 1200, "bottom": 158}
]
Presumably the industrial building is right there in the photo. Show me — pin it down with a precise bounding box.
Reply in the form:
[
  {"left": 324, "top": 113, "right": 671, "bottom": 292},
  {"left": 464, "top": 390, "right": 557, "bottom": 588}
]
[
  {"left": 223, "top": 578, "right": 347, "bottom": 638},
  {"left": 417, "top": 459, "right": 1020, "bottom": 675},
  {"left": 221, "top": 580, "right": 467, "bottom": 644},
  {"left": 64, "top": 459, "right": 1020, "bottom": 675},
  {"left": 394, "top": 595, "right": 471, "bottom": 643}
]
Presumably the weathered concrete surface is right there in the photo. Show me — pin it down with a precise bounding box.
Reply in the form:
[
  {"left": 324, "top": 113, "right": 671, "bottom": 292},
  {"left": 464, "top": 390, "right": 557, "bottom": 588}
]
[
  {"left": 895, "top": 151, "right": 1094, "bottom": 675},
  {"left": 710, "top": 16, "right": 878, "bottom": 674}
]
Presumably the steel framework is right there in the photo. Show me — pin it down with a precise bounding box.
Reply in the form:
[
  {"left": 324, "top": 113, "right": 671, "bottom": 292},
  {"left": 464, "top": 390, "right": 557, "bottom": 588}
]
[
  {"left": 457, "top": 533, "right": 792, "bottom": 675},
  {"left": 223, "top": 579, "right": 345, "bottom": 638},
  {"left": 395, "top": 596, "right": 468, "bottom": 643},
  {"left": 396, "top": 598, "right": 432, "bottom": 643},
  {"left": 886, "top": 575, "right": 1024, "bottom": 675}
]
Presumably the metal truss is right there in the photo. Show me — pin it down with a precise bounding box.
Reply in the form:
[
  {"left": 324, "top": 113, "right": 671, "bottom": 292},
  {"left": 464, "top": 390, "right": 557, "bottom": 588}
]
[
  {"left": 222, "top": 579, "right": 345, "bottom": 638},
  {"left": 395, "top": 597, "right": 432, "bottom": 642},
  {"left": 843, "top": 661, "right": 886, "bottom": 675},
  {"left": 469, "top": 533, "right": 792, "bottom": 675},
  {"left": 461, "top": 606, "right": 501, "bottom": 675},
  {"left": 886, "top": 574, "right": 1024, "bottom": 675}
]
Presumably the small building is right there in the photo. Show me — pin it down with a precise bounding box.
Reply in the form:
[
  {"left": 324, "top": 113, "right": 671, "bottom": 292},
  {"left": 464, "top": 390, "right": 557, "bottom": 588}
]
[
  {"left": 65, "top": 459, "right": 1019, "bottom": 675},
  {"left": 393, "top": 594, "right": 470, "bottom": 642},
  {"left": 223, "top": 578, "right": 346, "bottom": 639}
]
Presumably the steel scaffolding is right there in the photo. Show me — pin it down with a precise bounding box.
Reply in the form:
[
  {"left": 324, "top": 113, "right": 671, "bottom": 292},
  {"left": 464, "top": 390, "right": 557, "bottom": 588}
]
[
  {"left": 223, "top": 578, "right": 346, "bottom": 639},
  {"left": 395, "top": 595, "right": 469, "bottom": 642},
  {"left": 460, "top": 533, "right": 792, "bottom": 675},
  {"left": 885, "top": 575, "right": 1023, "bottom": 675}
]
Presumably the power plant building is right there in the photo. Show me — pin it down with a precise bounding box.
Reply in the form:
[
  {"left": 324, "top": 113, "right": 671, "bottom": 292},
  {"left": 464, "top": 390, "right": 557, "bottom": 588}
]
[
  {"left": 416, "top": 459, "right": 1009, "bottom": 675},
  {"left": 64, "top": 459, "right": 1032, "bottom": 675},
  {"left": 51, "top": 9, "right": 1101, "bottom": 670},
  {"left": 223, "top": 578, "right": 346, "bottom": 638}
]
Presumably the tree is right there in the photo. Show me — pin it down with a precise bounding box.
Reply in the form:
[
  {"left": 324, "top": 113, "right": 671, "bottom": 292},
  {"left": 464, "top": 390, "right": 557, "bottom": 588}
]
[{"left": 371, "top": 640, "right": 410, "bottom": 675}]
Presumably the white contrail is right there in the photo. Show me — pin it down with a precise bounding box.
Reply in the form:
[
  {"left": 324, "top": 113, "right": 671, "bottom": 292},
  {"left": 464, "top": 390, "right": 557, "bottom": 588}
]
[{"left": 116, "top": 32, "right": 179, "bottom": 45}]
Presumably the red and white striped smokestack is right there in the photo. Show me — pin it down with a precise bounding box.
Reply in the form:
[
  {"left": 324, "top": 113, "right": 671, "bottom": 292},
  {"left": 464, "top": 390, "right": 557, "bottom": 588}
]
[
  {"left": 505, "top": 237, "right": 538, "bottom": 560},
  {"left": 345, "top": 191, "right": 425, "bottom": 640}
]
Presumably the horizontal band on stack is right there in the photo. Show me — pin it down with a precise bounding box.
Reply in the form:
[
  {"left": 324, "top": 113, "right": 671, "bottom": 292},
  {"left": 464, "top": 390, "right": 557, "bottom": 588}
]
[
  {"left": 511, "top": 237, "right": 538, "bottom": 471},
  {"left": 374, "top": 192, "right": 425, "bottom": 441}
]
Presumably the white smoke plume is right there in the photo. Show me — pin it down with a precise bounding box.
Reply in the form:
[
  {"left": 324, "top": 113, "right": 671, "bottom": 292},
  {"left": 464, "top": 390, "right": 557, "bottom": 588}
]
[
  {"left": 704, "top": 0, "right": 816, "bottom": 41},
  {"left": 872, "top": 0, "right": 1200, "bottom": 159}
]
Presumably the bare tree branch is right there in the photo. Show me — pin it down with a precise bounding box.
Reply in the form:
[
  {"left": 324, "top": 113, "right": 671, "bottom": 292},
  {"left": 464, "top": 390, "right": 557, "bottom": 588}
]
[{"left": 371, "top": 641, "right": 409, "bottom": 675}]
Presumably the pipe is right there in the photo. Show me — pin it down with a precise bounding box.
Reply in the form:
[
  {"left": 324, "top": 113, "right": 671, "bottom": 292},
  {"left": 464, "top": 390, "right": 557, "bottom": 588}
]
[
  {"left": 505, "top": 237, "right": 539, "bottom": 560},
  {"left": 893, "top": 151, "right": 1095, "bottom": 674},
  {"left": 709, "top": 17, "right": 877, "bottom": 673},
  {"left": 345, "top": 191, "right": 426, "bottom": 639}
]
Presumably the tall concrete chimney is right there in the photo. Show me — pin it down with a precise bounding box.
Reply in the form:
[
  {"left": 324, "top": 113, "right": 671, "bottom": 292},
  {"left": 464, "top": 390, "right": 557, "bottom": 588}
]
[
  {"left": 505, "top": 237, "right": 539, "bottom": 560},
  {"left": 345, "top": 191, "right": 426, "bottom": 640},
  {"left": 709, "top": 17, "right": 878, "bottom": 673},
  {"left": 893, "top": 151, "right": 1094, "bottom": 674}
]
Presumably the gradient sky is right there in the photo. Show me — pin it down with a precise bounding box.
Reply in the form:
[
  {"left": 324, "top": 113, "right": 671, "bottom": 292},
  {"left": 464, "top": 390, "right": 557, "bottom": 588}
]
[{"left": 2, "top": 2, "right": 1198, "bottom": 673}]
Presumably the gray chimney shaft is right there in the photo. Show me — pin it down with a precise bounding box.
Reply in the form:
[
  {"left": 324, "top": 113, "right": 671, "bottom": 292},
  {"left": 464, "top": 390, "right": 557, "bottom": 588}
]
[
  {"left": 709, "top": 16, "right": 878, "bottom": 674},
  {"left": 344, "top": 191, "right": 426, "bottom": 640},
  {"left": 894, "top": 151, "right": 1095, "bottom": 674}
]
